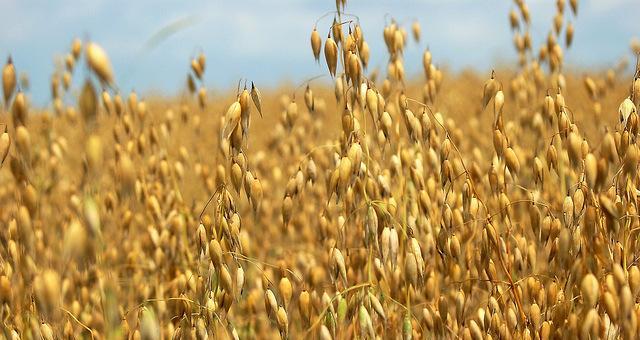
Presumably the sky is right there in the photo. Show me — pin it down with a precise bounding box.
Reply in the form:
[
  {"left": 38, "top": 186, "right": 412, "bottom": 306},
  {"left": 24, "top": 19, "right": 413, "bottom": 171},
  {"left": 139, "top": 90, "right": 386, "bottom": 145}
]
[{"left": 0, "top": 0, "right": 637, "bottom": 105}]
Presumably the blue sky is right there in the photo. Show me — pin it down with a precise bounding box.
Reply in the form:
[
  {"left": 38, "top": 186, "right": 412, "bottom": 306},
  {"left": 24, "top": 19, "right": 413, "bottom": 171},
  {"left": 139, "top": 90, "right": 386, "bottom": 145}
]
[{"left": 1, "top": 0, "right": 637, "bottom": 105}]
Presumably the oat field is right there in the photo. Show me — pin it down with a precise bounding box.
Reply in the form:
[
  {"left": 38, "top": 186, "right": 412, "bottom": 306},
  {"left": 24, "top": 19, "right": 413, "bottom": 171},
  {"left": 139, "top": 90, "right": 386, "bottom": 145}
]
[{"left": 1, "top": 0, "right": 640, "bottom": 339}]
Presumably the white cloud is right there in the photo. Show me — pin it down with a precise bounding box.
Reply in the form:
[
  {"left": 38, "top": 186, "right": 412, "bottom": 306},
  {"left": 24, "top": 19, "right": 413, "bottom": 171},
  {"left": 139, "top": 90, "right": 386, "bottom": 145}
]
[{"left": 588, "top": 0, "right": 636, "bottom": 12}]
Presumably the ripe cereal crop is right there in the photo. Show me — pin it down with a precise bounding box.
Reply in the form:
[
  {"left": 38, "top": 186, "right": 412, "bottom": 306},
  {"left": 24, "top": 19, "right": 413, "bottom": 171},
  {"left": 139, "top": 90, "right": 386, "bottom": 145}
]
[{"left": 0, "top": 0, "right": 639, "bottom": 339}]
